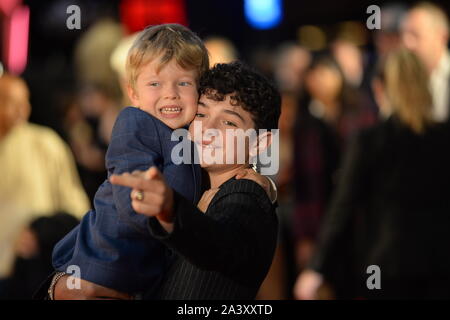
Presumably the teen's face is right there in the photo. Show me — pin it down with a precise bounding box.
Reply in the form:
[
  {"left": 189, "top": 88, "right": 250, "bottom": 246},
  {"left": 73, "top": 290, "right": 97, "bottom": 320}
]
[
  {"left": 128, "top": 57, "right": 199, "bottom": 129},
  {"left": 189, "top": 94, "right": 257, "bottom": 171}
]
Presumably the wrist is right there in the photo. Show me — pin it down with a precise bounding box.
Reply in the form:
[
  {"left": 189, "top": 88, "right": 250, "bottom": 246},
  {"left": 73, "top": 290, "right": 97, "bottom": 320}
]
[
  {"left": 157, "top": 209, "right": 173, "bottom": 223},
  {"left": 157, "top": 187, "right": 174, "bottom": 223},
  {"left": 48, "top": 272, "right": 66, "bottom": 300}
]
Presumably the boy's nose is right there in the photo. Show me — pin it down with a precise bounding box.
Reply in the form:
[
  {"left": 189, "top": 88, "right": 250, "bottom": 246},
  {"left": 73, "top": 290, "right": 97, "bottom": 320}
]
[{"left": 163, "top": 84, "right": 180, "bottom": 99}]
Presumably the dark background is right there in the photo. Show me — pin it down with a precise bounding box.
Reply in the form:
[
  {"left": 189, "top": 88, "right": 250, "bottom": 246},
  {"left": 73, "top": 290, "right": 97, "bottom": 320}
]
[{"left": 13, "top": 0, "right": 450, "bottom": 134}]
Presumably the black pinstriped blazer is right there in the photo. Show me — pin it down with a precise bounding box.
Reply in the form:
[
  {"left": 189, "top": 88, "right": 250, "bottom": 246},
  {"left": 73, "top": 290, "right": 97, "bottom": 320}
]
[{"left": 148, "top": 177, "right": 278, "bottom": 300}]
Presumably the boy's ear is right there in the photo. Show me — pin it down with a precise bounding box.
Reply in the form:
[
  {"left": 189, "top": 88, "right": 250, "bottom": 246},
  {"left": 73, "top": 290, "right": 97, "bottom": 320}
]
[
  {"left": 249, "top": 131, "right": 273, "bottom": 158},
  {"left": 126, "top": 83, "right": 139, "bottom": 106}
]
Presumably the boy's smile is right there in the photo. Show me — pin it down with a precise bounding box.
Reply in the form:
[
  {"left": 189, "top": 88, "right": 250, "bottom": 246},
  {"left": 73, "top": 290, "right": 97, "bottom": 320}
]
[{"left": 128, "top": 56, "right": 199, "bottom": 129}]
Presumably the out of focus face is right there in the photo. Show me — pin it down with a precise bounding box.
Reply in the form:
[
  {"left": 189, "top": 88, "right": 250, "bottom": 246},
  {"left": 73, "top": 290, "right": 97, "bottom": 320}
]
[
  {"left": 0, "top": 77, "right": 30, "bottom": 138},
  {"left": 332, "top": 41, "right": 363, "bottom": 86},
  {"left": 305, "top": 65, "right": 343, "bottom": 102},
  {"left": 275, "top": 46, "right": 311, "bottom": 92},
  {"left": 401, "top": 9, "right": 446, "bottom": 72},
  {"left": 0, "top": 102, "right": 16, "bottom": 138}
]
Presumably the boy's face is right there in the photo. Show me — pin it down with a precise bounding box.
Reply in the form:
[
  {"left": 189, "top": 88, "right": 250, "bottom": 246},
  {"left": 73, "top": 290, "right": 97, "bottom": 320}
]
[{"left": 128, "top": 57, "right": 198, "bottom": 129}]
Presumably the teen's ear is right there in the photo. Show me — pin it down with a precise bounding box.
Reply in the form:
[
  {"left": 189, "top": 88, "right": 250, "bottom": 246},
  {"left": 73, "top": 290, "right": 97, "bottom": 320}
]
[
  {"left": 126, "top": 83, "right": 139, "bottom": 106},
  {"left": 249, "top": 131, "right": 273, "bottom": 158}
]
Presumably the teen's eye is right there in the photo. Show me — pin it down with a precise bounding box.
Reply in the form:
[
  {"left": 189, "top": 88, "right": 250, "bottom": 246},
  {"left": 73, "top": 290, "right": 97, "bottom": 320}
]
[
  {"left": 179, "top": 81, "right": 192, "bottom": 86},
  {"left": 147, "top": 82, "right": 159, "bottom": 87},
  {"left": 223, "top": 120, "right": 237, "bottom": 127},
  {"left": 195, "top": 113, "right": 205, "bottom": 118}
]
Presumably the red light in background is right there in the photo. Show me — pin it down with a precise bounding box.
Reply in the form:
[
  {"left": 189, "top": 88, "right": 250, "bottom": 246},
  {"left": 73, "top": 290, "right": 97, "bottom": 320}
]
[
  {"left": 0, "top": 0, "right": 22, "bottom": 16},
  {"left": 3, "top": 4, "right": 29, "bottom": 75},
  {"left": 120, "top": 0, "right": 187, "bottom": 33}
]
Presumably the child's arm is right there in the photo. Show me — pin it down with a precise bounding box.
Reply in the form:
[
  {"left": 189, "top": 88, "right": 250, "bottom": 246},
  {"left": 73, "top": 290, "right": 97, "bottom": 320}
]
[
  {"left": 106, "top": 107, "right": 164, "bottom": 235},
  {"left": 110, "top": 168, "right": 278, "bottom": 281},
  {"left": 148, "top": 186, "right": 278, "bottom": 282}
]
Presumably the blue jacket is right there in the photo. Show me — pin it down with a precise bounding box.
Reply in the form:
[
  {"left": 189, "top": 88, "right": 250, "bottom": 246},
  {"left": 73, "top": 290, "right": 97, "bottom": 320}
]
[{"left": 52, "top": 107, "right": 201, "bottom": 295}]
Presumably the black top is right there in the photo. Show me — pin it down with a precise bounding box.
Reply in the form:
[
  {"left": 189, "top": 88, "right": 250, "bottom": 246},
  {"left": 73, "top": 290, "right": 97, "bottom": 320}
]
[
  {"left": 310, "top": 117, "right": 450, "bottom": 282},
  {"left": 148, "top": 177, "right": 278, "bottom": 300}
]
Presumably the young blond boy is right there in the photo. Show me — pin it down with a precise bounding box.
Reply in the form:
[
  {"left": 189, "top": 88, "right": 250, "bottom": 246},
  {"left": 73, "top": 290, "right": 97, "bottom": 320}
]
[{"left": 52, "top": 24, "right": 209, "bottom": 297}]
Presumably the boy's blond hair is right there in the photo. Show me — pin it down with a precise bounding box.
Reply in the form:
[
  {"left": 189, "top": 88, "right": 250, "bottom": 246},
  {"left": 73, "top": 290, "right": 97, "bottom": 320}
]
[{"left": 126, "top": 24, "right": 209, "bottom": 89}]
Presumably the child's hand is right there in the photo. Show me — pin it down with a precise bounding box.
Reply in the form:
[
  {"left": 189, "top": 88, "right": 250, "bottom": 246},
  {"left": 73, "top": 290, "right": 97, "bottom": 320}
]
[
  {"left": 197, "top": 188, "right": 220, "bottom": 213},
  {"left": 110, "top": 167, "right": 174, "bottom": 224},
  {"left": 235, "top": 168, "right": 277, "bottom": 203}
]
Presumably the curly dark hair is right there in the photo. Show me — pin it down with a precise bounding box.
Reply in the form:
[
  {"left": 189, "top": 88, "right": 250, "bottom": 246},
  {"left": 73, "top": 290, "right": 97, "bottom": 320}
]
[{"left": 199, "top": 61, "right": 281, "bottom": 131}]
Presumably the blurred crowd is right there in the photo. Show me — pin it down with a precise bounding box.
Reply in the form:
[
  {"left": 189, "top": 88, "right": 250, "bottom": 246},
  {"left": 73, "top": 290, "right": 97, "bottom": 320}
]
[{"left": 1, "top": 1, "right": 450, "bottom": 299}]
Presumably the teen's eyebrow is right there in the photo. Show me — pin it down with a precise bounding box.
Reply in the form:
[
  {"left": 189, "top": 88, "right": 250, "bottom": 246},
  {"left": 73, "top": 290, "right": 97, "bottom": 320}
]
[
  {"left": 223, "top": 109, "right": 246, "bottom": 124},
  {"left": 198, "top": 100, "right": 208, "bottom": 107}
]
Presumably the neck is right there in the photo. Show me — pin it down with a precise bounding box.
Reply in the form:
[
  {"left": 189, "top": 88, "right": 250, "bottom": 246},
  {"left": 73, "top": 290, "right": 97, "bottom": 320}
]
[{"left": 207, "top": 164, "right": 249, "bottom": 189}]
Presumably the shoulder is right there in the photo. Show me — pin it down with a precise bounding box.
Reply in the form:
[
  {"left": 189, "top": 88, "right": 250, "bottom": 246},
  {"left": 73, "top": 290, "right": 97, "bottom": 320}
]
[
  {"left": 24, "top": 123, "right": 70, "bottom": 152},
  {"left": 115, "top": 106, "right": 155, "bottom": 128},
  {"left": 210, "top": 178, "right": 274, "bottom": 216},
  {"left": 111, "top": 107, "right": 176, "bottom": 147},
  {"left": 348, "top": 119, "right": 394, "bottom": 152},
  {"left": 114, "top": 107, "right": 172, "bottom": 135},
  {"left": 25, "top": 122, "right": 60, "bottom": 139}
]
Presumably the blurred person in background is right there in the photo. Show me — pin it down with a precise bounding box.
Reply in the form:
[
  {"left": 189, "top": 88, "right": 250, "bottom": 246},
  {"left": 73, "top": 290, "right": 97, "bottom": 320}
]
[
  {"left": 204, "top": 36, "right": 238, "bottom": 67},
  {"left": 401, "top": 1, "right": 450, "bottom": 122},
  {"left": 272, "top": 43, "right": 312, "bottom": 199},
  {"left": 374, "top": 3, "right": 407, "bottom": 58},
  {"left": 256, "top": 44, "right": 312, "bottom": 299},
  {"left": 331, "top": 38, "right": 379, "bottom": 116},
  {"left": 74, "top": 17, "right": 124, "bottom": 101},
  {"left": 70, "top": 17, "right": 124, "bottom": 202},
  {"left": 273, "top": 43, "right": 311, "bottom": 95},
  {"left": 366, "top": 3, "right": 407, "bottom": 115},
  {"left": 292, "top": 55, "right": 376, "bottom": 298},
  {"left": 110, "top": 32, "right": 140, "bottom": 107},
  {"left": 64, "top": 83, "right": 120, "bottom": 202},
  {"left": 295, "top": 48, "right": 450, "bottom": 299},
  {"left": 0, "top": 74, "right": 89, "bottom": 293},
  {"left": 1, "top": 213, "right": 79, "bottom": 299},
  {"left": 331, "top": 39, "right": 365, "bottom": 89}
]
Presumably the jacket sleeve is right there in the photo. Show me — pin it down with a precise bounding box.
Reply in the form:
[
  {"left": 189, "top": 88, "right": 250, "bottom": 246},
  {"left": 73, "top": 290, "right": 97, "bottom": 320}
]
[
  {"left": 148, "top": 185, "right": 278, "bottom": 282},
  {"left": 308, "top": 131, "right": 371, "bottom": 277},
  {"left": 106, "top": 108, "right": 163, "bottom": 234}
]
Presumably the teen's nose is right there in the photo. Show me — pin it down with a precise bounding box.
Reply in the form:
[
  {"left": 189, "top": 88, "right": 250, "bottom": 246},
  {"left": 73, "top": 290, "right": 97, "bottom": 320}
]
[{"left": 202, "top": 121, "right": 220, "bottom": 141}]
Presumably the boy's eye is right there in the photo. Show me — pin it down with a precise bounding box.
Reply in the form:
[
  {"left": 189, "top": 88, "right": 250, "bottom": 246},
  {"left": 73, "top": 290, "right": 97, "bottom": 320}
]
[
  {"left": 179, "top": 81, "right": 192, "bottom": 86},
  {"left": 147, "top": 82, "right": 159, "bottom": 87},
  {"left": 195, "top": 113, "right": 205, "bottom": 118},
  {"left": 224, "top": 120, "right": 237, "bottom": 127}
]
